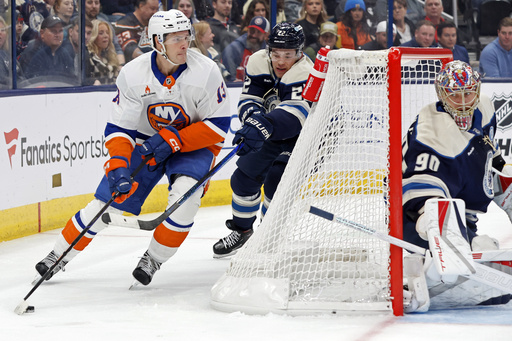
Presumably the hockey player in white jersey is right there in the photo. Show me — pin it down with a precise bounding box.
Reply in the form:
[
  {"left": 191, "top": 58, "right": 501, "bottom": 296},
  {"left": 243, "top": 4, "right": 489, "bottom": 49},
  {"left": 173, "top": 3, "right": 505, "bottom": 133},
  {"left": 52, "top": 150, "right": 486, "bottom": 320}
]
[
  {"left": 35, "top": 10, "right": 231, "bottom": 286},
  {"left": 212, "top": 23, "right": 314, "bottom": 258},
  {"left": 402, "top": 61, "right": 512, "bottom": 311}
]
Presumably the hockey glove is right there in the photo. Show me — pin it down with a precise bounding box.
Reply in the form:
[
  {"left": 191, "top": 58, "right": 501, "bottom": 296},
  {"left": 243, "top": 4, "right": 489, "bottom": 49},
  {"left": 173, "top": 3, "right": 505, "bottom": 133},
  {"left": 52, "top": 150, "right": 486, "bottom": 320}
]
[
  {"left": 104, "top": 156, "right": 139, "bottom": 204},
  {"left": 239, "top": 104, "right": 265, "bottom": 124},
  {"left": 493, "top": 164, "right": 512, "bottom": 222},
  {"left": 141, "top": 125, "right": 183, "bottom": 165},
  {"left": 233, "top": 114, "right": 273, "bottom": 156}
]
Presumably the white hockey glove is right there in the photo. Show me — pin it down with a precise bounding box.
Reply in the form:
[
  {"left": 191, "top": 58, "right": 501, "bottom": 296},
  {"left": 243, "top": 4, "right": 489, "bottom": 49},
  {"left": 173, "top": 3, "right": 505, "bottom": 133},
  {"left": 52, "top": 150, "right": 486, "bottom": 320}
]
[
  {"left": 415, "top": 213, "right": 428, "bottom": 241},
  {"left": 493, "top": 164, "right": 512, "bottom": 222},
  {"left": 471, "top": 234, "right": 499, "bottom": 251}
]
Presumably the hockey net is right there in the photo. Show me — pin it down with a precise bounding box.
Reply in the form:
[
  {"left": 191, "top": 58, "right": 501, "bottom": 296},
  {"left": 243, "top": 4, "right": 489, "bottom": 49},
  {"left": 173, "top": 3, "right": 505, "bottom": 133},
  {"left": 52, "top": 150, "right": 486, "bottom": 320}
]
[{"left": 211, "top": 48, "right": 453, "bottom": 316}]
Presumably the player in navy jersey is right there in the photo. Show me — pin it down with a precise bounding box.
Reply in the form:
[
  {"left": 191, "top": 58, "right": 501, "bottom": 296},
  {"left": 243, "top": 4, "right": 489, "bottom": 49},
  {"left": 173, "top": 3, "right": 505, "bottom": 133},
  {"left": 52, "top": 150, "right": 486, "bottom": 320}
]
[
  {"left": 402, "top": 61, "right": 509, "bottom": 250},
  {"left": 212, "top": 22, "right": 314, "bottom": 258},
  {"left": 402, "top": 61, "right": 512, "bottom": 312},
  {"left": 35, "top": 10, "right": 231, "bottom": 286}
]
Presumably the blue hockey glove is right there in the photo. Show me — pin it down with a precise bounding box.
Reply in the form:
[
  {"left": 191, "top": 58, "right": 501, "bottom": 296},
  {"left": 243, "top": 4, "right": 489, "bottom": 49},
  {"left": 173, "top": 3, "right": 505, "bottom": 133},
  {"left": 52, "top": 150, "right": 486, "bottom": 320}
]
[
  {"left": 233, "top": 114, "right": 274, "bottom": 156},
  {"left": 141, "top": 125, "right": 183, "bottom": 165},
  {"left": 239, "top": 104, "right": 264, "bottom": 124},
  {"left": 104, "top": 156, "right": 139, "bottom": 204}
]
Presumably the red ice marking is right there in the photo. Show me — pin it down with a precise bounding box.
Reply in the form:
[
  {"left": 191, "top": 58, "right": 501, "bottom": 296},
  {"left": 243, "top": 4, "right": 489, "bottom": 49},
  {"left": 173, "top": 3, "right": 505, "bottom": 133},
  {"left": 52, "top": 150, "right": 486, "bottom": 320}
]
[{"left": 437, "top": 200, "right": 450, "bottom": 235}]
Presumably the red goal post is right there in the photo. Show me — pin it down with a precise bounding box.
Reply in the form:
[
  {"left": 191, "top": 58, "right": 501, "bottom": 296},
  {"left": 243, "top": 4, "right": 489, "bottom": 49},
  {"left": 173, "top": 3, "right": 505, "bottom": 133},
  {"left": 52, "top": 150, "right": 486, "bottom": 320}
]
[{"left": 211, "top": 48, "right": 453, "bottom": 316}]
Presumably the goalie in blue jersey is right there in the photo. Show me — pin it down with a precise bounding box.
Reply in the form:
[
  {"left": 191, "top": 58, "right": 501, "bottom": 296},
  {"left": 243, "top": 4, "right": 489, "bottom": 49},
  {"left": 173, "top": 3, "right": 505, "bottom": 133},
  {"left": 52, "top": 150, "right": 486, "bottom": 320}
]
[{"left": 402, "top": 60, "right": 512, "bottom": 312}]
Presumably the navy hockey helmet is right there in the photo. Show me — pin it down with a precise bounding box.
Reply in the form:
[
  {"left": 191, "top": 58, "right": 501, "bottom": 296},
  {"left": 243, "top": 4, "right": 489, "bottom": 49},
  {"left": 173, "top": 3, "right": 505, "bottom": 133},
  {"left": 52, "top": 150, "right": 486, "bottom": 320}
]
[{"left": 267, "top": 22, "right": 305, "bottom": 56}]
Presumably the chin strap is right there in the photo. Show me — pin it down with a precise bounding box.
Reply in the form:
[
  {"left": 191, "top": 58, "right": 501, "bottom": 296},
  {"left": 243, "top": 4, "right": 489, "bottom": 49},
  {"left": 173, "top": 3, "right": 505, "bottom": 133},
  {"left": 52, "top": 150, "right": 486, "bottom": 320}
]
[{"left": 156, "top": 45, "right": 180, "bottom": 66}]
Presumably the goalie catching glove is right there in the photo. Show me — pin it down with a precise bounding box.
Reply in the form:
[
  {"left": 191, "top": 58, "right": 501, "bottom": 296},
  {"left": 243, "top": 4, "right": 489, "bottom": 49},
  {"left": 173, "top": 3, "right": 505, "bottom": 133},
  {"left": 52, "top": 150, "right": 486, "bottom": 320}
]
[
  {"left": 493, "top": 164, "right": 512, "bottom": 222},
  {"left": 233, "top": 113, "right": 274, "bottom": 156},
  {"left": 141, "top": 125, "right": 183, "bottom": 165},
  {"left": 104, "top": 156, "right": 139, "bottom": 204}
]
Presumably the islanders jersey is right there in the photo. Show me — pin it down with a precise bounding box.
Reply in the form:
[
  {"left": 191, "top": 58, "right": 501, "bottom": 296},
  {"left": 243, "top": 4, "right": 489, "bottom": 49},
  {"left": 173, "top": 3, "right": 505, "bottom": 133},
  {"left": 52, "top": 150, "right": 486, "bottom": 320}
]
[
  {"left": 402, "top": 94, "right": 500, "bottom": 248},
  {"left": 105, "top": 49, "right": 231, "bottom": 162},
  {"left": 238, "top": 49, "right": 313, "bottom": 141}
]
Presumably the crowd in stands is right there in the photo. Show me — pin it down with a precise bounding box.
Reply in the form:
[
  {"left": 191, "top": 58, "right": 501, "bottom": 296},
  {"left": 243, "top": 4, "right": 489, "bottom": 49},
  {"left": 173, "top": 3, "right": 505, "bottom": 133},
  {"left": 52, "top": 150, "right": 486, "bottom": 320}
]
[{"left": 0, "top": 0, "right": 511, "bottom": 88}]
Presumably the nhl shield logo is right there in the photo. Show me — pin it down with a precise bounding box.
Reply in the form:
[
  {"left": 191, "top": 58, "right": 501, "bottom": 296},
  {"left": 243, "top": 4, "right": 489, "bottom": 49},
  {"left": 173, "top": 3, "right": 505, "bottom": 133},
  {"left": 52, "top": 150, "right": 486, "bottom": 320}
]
[{"left": 492, "top": 93, "right": 512, "bottom": 132}]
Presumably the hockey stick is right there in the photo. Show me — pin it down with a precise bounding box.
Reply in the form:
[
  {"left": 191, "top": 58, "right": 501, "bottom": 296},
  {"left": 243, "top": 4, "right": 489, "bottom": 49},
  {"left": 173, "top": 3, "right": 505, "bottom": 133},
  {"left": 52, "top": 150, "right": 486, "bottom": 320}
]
[
  {"left": 14, "top": 155, "right": 153, "bottom": 315},
  {"left": 308, "top": 205, "right": 512, "bottom": 294},
  {"left": 102, "top": 144, "right": 243, "bottom": 231}
]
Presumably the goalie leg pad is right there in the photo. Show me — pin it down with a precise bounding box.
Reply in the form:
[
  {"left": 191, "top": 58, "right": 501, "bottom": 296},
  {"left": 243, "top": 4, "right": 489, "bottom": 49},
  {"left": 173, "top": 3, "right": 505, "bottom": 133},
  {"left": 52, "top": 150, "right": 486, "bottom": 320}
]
[
  {"left": 424, "top": 198, "right": 475, "bottom": 283},
  {"left": 404, "top": 254, "right": 430, "bottom": 313}
]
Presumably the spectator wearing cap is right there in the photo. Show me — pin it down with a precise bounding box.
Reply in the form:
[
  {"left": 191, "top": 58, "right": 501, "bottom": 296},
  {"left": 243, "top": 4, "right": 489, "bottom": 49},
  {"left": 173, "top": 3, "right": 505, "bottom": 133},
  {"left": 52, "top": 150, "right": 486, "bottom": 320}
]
[
  {"left": 360, "top": 21, "right": 398, "bottom": 50},
  {"left": 295, "top": 0, "right": 329, "bottom": 47},
  {"left": 304, "top": 21, "right": 338, "bottom": 61},
  {"left": 221, "top": 16, "right": 270, "bottom": 82},
  {"left": 18, "top": 15, "right": 75, "bottom": 82},
  {"left": 336, "top": 0, "right": 371, "bottom": 50},
  {"left": 436, "top": 22, "right": 469, "bottom": 63}
]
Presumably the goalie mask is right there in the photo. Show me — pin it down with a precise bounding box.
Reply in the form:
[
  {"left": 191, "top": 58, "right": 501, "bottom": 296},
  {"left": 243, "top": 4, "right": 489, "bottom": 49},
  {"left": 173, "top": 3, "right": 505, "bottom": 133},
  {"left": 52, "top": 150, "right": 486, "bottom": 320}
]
[
  {"left": 148, "top": 10, "right": 194, "bottom": 64},
  {"left": 267, "top": 22, "right": 305, "bottom": 59},
  {"left": 435, "top": 61, "right": 481, "bottom": 131}
]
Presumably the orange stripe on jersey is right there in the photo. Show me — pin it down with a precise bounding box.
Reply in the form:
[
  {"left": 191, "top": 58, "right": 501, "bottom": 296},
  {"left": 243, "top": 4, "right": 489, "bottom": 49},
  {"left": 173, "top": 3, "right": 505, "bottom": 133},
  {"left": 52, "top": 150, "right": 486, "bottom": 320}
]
[
  {"left": 62, "top": 219, "right": 93, "bottom": 251},
  {"left": 179, "top": 122, "right": 224, "bottom": 154},
  {"left": 105, "top": 136, "right": 134, "bottom": 161},
  {"left": 153, "top": 224, "right": 189, "bottom": 248}
]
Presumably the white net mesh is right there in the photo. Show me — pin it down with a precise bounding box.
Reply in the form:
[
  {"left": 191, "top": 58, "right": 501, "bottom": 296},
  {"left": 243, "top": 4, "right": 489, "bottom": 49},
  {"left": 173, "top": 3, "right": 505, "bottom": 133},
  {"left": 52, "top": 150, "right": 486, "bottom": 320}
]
[{"left": 211, "top": 49, "right": 445, "bottom": 315}]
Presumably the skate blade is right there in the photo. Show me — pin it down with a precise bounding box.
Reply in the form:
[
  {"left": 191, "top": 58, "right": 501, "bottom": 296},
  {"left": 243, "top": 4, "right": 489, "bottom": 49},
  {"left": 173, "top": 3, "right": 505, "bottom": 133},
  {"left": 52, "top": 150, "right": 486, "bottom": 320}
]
[
  {"left": 212, "top": 250, "right": 238, "bottom": 259},
  {"left": 129, "top": 279, "right": 142, "bottom": 290}
]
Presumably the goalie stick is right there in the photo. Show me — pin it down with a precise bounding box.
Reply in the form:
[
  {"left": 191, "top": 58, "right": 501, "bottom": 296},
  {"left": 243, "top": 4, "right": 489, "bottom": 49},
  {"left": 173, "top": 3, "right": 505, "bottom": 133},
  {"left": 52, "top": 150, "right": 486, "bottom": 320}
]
[
  {"left": 14, "top": 155, "right": 153, "bottom": 316},
  {"left": 102, "top": 144, "right": 242, "bottom": 231},
  {"left": 308, "top": 205, "right": 512, "bottom": 294}
]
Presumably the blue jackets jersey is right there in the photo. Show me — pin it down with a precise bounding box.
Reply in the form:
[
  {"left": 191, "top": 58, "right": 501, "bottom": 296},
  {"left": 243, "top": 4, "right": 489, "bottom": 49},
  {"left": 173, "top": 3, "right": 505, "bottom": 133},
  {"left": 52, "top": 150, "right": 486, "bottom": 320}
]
[
  {"left": 402, "top": 95, "right": 499, "bottom": 248},
  {"left": 238, "top": 49, "right": 313, "bottom": 142}
]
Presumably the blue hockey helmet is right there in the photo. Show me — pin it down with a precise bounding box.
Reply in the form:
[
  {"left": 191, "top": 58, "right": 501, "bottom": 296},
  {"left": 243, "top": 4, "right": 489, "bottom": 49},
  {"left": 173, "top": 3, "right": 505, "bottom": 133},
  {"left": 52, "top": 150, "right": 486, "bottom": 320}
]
[{"left": 267, "top": 22, "right": 305, "bottom": 55}]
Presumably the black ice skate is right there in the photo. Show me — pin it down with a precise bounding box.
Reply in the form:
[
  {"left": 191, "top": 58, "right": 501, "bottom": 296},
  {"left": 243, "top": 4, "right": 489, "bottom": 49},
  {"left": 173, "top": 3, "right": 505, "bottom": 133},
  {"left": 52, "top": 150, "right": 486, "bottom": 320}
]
[
  {"left": 35, "top": 250, "right": 67, "bottom": 280},
  {"left": 132, "top": 251, "right": 162, "bottom": 287},
  {"left": 213, "top": 220, "right": 253, "bottom": 259}
]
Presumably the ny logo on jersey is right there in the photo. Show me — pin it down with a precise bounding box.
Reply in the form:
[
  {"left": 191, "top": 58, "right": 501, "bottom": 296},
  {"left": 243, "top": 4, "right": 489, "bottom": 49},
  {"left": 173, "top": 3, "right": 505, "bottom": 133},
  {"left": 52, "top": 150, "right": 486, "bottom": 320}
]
[{"left": 147, "top": 102, "right": 190, "bottom": 131}]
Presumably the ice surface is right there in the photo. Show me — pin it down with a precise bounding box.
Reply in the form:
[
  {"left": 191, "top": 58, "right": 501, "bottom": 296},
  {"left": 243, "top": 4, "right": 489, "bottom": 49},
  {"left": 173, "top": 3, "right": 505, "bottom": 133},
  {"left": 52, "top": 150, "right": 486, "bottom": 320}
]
[{"left": 1, "top": 204, "right": 511, "bottom": 340}]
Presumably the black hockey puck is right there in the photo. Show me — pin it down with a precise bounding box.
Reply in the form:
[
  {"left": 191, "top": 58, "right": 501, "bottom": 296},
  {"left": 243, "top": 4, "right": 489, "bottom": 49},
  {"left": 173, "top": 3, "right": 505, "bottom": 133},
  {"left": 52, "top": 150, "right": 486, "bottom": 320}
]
[{"left": 26, "top": 306, "right": 35, "bottom": 313}]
